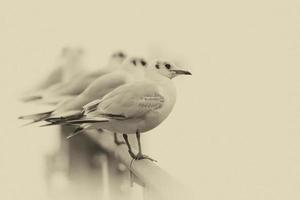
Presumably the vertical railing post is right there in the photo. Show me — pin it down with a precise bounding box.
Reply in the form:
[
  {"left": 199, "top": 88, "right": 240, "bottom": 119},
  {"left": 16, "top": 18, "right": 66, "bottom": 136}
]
[{"left": 46, "top": 126, "right": 137, "bottom": 200}]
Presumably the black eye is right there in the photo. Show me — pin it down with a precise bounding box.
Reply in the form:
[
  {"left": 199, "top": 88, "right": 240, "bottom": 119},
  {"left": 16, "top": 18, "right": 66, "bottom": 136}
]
[
  {"left": 141, "top": 59, "right": 147, "bottom": 66},
  {"left": 165, "top": 63, "right": 171, "bottom": 69},
  {"left": 118, "top": 52, "right": 125, "bottom": 58},
  {"left": 155, "top": 64, "right": 160, "bottom": 69},
  {"left": 131, "top": 60, "right": 137, "bottom": 65}
]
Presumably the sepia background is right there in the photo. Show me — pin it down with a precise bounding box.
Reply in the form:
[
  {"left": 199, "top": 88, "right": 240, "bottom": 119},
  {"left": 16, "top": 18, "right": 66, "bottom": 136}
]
[{"left": 0, "top": 0, "right": 300, "bottom": 199}]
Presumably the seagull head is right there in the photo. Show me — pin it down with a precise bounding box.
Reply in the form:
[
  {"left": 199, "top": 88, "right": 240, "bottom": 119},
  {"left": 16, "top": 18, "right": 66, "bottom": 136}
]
[
  {"left": 151, "top": 61, "right": 192, "bottom": 79},
  {"left": 126, "top": 57, "right": 148, "bottom": 68},
  {"left": 60, "top": 46, "right": 71, "bottom": 57},
  {"left": 70, "top": 47, "right": 84, "bottom": 62},
  {"left": 59, "top": 47, "right": 85, "bottom": 68},
  {"left": 109, "top": 51, "right": 127, "bottom": 65}
]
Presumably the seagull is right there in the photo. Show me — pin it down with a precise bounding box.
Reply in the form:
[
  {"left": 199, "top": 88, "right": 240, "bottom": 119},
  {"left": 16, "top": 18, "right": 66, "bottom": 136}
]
[
  {"left": 21, "top": 50, "right": 125, "bottom": 105},
  {"left": 64, "top": 61, "right": 192, "bottom": 161},
  {"left": 18, "top": 57, "right": 148, "bottom": 126},
  {"left": 40, "top": 51, "right": 128, "bottom": 104},
  {"left": 20, "top": 47, "right": 85, "bottom": 102}
]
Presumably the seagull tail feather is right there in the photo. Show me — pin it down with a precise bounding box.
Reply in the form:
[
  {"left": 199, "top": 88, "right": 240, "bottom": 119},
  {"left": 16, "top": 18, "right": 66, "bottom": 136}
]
[
  {"left": 66, "top": 118, "right": 109, "bottom": 125},
  {"left": 18, "top": 111, "right": 53, "bottom": 125},
  {"left": 45, "top": 110, "right": 84, "bottom": 123}
]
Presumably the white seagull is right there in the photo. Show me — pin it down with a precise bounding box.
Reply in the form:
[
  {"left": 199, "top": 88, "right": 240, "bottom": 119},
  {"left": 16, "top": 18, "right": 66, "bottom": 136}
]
[
  {"left": 65, "top": 61, "right": 192, "bottom": 161},
  {"left": 21, "top": 47, "right": 85, "bottom": 102},
  {"left": 22, "top": 51, "right": 126, "bottom": 105},
  {"left": 41, "top": 51, "right": 128, "bottom": 104}
]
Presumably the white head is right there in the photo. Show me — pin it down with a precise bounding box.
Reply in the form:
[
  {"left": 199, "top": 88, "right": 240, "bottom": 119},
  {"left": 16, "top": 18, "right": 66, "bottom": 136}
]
[
  {"left": 149, "top": 60, "right": 192, "bottom": 79},
  {"left": 59, "top": 47, "right": 85, "bottom": 81},
  {"left": 123, "top": 57, "right": 148, "bottom": 68},
  {"left": 112, "top": 57, "right": 147, "bottom": 80},
  {"left": 69, "top": 47, "right": 84, "bottom": 65},
  {"left": 60, "top": 47, "right": 85, "bottom": 66},
  {"left": 108, "top": 51, "right": 127, "bottom": 66},
  {"left": 60, "top": 47, "right": 71, "bottom": 58}
]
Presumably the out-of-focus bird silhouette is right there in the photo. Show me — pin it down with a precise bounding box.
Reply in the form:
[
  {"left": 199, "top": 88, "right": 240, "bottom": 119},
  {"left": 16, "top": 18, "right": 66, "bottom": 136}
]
[
  {"left": 18, "top": 57, "right": 146, "bottom": 125},
  {"left": 20, "top": 47, "right": 86, "bottom": 102}
]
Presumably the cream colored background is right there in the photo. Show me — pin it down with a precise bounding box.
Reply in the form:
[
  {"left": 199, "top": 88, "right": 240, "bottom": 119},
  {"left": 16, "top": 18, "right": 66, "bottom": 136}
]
[{"left": 0, "top": 0, "right": 300, "bottom": 199}]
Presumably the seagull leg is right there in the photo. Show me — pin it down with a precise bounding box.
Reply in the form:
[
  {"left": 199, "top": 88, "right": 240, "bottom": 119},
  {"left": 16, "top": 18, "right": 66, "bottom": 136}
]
[
  {"left": 114, "top": 133, "right": 125, "bottom": 145},
  {"left": 122, "top": 134, "right": 136, "bottom": 158},
  {"left": 135, "top": 131, "right": 157, "bottom": 162},
  {"left": 122, "top": 133, "right": 136, "bottom": 187}
]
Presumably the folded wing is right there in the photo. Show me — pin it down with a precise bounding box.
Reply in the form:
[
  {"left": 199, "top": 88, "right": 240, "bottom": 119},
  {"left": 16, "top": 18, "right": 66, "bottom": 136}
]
[{"left": 88, "top": 81, "right": 165, "bottom": 119}]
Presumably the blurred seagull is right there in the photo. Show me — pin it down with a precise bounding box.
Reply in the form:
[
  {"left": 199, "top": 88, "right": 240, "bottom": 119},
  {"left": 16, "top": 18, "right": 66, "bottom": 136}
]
[
  {"left": 64, "top": 61, "right": 192, "bottom": 161},
  {"left": 21, "top": 50, "right": 126, "bottom": 104},
  {"left": 40, "top": 51, "right": 128, "bottom": 104},
  {"left": 21, "top": 47, "right": 85, "bottom": 102},
  {"left": 18, "top": 57, "right": 148, "bottom": 126}
]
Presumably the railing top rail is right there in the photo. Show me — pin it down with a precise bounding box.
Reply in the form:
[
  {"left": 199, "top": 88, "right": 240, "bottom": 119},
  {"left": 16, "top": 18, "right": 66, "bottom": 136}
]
[{"left": 86, "top": 130, "right": 189, "bottom": 200}]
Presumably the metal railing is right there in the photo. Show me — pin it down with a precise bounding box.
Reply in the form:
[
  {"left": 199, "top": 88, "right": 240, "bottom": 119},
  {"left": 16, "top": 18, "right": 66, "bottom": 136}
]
[
  {"left": 46, "top": 126, "right": 189, "bottom": 200},
  {"left": 86, "top": 130, "right": 187, "bottom": 200}
]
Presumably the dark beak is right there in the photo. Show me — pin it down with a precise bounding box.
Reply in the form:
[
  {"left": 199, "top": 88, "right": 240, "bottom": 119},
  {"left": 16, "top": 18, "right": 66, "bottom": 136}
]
[{"left": 171, "top": 70, "right": 192, "bottom": 75}]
